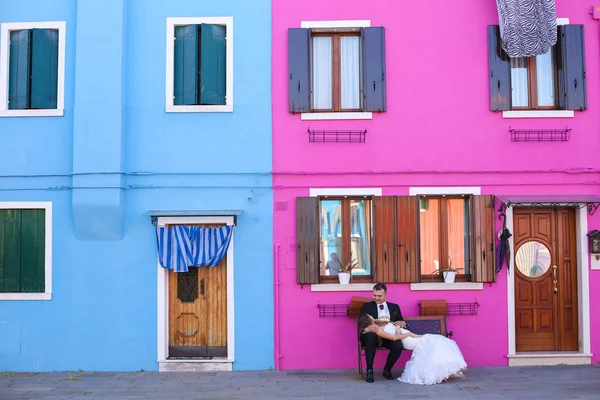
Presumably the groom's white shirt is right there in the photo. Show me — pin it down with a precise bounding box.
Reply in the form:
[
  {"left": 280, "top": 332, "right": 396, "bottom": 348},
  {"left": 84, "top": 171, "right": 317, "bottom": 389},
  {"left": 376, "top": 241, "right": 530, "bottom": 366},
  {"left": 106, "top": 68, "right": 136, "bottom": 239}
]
[{"left": 377, "top": 301, "right": 390, "bottom": 321}]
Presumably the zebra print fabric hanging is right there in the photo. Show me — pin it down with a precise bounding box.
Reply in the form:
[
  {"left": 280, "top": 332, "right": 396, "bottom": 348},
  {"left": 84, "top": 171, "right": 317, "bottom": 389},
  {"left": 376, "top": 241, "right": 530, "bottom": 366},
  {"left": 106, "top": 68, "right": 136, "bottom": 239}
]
[{"left": 496, "top": 0, "right": 557, "bottom": 58}]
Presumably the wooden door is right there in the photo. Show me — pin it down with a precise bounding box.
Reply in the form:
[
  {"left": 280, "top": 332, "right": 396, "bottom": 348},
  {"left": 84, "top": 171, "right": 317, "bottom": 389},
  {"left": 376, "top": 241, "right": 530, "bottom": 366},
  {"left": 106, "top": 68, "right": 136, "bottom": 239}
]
[
  {"left": 513, "top": 208, "right": 578, "bottom": 352},
  {"left": 168, "top": 253, "right": 227, "bottom": 358}
]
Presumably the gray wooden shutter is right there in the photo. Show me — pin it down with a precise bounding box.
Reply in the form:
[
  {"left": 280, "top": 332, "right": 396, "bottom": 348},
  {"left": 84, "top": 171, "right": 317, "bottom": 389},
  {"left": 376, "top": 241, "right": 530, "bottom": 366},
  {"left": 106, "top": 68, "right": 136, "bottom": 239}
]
[
  {"left": 288, "top": 28, "right": 310, "bottom": 113},
  {"left": 296, "top": 197, "right": 319, "bottom": 284},
  {"left": 361, "top": 27, "right": 386, "bottom": 112},
  {"left": 488, "top": 25, "right": 511, "bottom": 111},
  {"left": 557, "top": 24, "right": 587, "bottom": 111},
  {"left": 471, "top": 195, "right": 496, "bottom": 283}
]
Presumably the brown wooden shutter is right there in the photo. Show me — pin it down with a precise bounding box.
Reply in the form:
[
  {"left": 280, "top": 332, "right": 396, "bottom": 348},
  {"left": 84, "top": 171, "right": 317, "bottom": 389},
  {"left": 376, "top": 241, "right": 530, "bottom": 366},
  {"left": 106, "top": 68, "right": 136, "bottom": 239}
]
[
  {"left": 373, "top": 197, "right": 396, "bottom": 283},
  {"left": 396, "top": 196, "right": 420, "bottom": 283},
  {"left": 296, "top": 197, "right": 319, "bottom": 284},
  {"left": 471, "top": 195, "right": 496, "bottom": 283}
]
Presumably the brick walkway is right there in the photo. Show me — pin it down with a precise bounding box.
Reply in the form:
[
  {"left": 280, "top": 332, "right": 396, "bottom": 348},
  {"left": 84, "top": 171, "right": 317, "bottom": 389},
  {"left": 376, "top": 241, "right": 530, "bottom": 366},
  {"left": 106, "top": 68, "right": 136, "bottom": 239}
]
[{"left": 1, "top": 365, "right": 599, "bottom": 399}]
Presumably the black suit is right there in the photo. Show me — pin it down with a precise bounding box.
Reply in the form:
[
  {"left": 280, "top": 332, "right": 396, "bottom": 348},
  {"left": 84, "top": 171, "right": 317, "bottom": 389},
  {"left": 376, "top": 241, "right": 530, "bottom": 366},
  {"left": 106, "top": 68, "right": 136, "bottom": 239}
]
[{"left": 361, "top": 301, "right": 404, "bottom": 372}]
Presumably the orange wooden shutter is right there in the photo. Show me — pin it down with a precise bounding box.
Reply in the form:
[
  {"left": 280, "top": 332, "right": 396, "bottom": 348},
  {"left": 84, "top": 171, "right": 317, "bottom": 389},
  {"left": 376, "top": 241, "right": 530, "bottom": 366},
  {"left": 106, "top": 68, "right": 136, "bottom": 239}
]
[
  {"left": 296, "top": 197, "right": 320, "bottom": 284},
  {"left": 471, "top": 195, "right": 496, "bottom": 283}
]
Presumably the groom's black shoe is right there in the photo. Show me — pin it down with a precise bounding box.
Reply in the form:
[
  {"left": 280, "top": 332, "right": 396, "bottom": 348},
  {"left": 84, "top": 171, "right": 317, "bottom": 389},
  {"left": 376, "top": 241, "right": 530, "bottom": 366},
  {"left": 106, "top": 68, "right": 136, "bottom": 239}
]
[
  {"left": 383, "top": 369, "right": 394, "bottom": 380},
  {"left": 366, "top": 369, "right": 374, "bottom": 383}
]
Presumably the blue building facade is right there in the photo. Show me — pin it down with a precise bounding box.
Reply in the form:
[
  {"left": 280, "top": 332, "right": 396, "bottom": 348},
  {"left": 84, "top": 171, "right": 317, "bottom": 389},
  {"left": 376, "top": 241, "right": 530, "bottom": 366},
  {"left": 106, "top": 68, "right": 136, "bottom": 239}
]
[{"left": 0, "top": 0, "right": 273, "bottom": 371}]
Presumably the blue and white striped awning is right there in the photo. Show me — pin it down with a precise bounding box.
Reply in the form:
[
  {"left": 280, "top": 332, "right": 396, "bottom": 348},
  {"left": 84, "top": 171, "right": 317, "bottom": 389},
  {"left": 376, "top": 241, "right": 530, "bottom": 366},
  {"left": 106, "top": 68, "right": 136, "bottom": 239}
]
[{"left": 155, "top": 225, "right": 234, "bottom": 272}]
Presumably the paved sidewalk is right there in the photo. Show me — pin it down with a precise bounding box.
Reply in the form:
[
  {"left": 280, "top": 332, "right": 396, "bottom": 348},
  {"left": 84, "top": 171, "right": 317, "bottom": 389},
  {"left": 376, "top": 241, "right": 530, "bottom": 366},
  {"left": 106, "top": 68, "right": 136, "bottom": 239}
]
[{"left": 0, "top": 365, "right": 599, "bottom": 400}]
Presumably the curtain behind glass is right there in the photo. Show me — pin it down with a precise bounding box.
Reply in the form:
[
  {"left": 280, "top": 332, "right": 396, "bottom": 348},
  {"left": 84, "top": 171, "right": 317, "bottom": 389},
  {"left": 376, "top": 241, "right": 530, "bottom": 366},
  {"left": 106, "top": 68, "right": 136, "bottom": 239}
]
[
  {"left": 511, "top": 57, "right": 528, "bottom": 107},
  {"left": 536, "top": 48, "right": 555, "bottom": 106},
  {"left": 341, "top": 36, "right": 360, "bottom": 110},
  {"left": 350, "top": 200, "right": 371, "bottom": 275},
  {"left": 312, "top": 37, "right": 332, "bottom": 110}
]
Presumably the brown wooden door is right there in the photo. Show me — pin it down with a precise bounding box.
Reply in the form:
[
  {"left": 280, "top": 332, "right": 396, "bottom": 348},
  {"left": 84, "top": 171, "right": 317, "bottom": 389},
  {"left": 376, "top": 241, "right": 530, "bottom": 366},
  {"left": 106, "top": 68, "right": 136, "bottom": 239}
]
[
  {"left": 514, "top": 207, "right": 578, "bottom": 352},
  {"left": 168, "top": 253, "right": 227, "bottom": 358}
]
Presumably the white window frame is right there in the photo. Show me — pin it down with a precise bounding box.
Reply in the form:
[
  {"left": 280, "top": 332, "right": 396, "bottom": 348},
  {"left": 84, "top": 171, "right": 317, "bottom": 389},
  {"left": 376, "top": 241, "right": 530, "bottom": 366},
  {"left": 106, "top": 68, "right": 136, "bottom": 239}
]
[
  {"left": 0, "top": 202, "right": 52, "bottom": 300},
  {"left": 300, "top": 20, "right": 373, "bottom": 121},
  {"left": 165, "top": 17, "right": 233, "bottom": 113},
  {"left": 0, "top": 21, "right": 66, "bottom": 117},
  {"left": 409, "top": 187, "right": 484, "bottom": 291},
  {"left": 502, "top": 18, "right": 572, "bottom": 119}
]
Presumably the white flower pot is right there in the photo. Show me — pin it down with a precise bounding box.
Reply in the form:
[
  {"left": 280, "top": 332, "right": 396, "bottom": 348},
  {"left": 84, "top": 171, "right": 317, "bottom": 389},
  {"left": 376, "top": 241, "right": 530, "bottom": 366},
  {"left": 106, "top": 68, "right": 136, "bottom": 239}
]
[
  {"left": 443, "top": 271, "right": 456, "bottom": 283},
  {"left": 338, "top": 272, "right": 351, "bottom": 284}
]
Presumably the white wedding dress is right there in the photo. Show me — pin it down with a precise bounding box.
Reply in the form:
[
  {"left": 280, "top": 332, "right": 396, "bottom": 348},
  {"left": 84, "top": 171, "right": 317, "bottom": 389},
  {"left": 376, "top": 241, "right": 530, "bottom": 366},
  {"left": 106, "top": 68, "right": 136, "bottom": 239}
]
[{"left": 383, "top": 323, "right": 467, "bottom": 385}]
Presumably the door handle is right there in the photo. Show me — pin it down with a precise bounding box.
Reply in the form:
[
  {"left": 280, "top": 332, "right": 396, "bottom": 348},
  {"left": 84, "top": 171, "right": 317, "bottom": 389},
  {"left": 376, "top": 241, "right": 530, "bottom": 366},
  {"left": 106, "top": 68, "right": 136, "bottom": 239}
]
[{"left": 552, "top": 265, "right": 558, "bottom": 294}]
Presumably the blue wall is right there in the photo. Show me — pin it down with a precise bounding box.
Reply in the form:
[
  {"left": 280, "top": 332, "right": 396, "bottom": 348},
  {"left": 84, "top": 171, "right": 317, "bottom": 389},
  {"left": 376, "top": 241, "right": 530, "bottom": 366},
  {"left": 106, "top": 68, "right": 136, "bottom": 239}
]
[{"left": 0, "top": 0, "right": 273, "bottom": 371}]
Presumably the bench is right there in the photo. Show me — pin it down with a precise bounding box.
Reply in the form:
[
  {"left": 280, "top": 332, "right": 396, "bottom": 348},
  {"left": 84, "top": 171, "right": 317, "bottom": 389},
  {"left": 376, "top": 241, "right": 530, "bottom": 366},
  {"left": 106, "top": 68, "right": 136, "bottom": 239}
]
[{"left": 348, "top": 296, "right": 453, "bottom": 377}]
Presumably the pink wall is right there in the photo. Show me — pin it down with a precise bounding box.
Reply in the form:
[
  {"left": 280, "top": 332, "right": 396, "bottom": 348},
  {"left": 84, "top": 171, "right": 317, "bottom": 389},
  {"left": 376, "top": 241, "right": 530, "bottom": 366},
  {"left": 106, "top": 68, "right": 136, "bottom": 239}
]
[{"left": 272, "top": 0, "right": 600, "bottom": 369}]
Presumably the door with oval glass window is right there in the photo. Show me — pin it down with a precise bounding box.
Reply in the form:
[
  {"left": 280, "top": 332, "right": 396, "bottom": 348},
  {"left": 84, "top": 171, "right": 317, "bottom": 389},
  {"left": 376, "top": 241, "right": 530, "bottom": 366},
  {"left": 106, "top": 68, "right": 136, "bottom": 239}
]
[{"left": 513, "top": 207, "right": 578, "bottom": 352}]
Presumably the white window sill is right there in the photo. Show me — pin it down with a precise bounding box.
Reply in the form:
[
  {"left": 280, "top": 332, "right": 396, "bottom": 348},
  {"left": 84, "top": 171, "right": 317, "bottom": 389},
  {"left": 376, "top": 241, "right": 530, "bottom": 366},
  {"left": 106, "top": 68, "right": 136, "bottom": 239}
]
[
  {"left": 410, "top": 282, "right": 483, "bottom": 291},
  {"left": 301, "top": 112, "right": 372, "bottom": 121},
  {"left": 0, "top": 109, "right": 63, "bottom": 117},
  {"left": 165, "top": 105, "right": 233, "bottom": 113},
  {"left": 0, "top": 292, "right": 51, "bottom": 300},
  {"left": 502, "top": 110, "right": 574, "bottom": 119},
  {"left": 311, "top": 283, "right": 374, "bottom": 292}
]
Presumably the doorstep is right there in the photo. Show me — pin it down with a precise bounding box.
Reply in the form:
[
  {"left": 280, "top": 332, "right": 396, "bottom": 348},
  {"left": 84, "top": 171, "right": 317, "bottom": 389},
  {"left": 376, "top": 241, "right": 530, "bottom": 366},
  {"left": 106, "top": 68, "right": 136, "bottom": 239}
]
[
  {"left": 158, "top": 358, "right": 232, "bottom": 372},
  {"left": 507, "top": 352, "right": 593, "bottom": 366}
]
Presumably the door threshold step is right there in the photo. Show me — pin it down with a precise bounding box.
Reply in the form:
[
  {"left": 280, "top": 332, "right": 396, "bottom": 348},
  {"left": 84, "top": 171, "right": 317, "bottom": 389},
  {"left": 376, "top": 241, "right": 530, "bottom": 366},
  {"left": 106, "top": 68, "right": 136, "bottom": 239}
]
[
  {"left": 507, "top": 352, "right": 592, "bottom": 366},
  {"left": 159, "top": 359, "right": 232, "bottom": 372}
]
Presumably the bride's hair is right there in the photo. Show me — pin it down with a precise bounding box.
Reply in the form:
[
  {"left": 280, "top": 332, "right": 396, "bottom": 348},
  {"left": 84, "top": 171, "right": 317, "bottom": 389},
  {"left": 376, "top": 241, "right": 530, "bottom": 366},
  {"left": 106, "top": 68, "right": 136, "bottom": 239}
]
[{"left": 357, "top": 314, "right": 374, "bottom": 332}]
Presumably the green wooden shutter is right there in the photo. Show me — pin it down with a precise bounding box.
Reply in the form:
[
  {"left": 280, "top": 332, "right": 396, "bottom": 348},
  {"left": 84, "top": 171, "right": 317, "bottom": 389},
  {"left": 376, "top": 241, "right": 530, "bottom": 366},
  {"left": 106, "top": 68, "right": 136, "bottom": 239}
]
[
  {"left": 174, "top": 25, "right": 199, "bottom": 105},
  {"left": 296, "top": 197, "right": 319, "bottom": 284},
  {"left": 0, "top": 210, "right": 22, "bottom": 292},
  {"left": 8, "top": 30, "right": 31, "bottom": 110},
  {"left": 471, "top": 195, "right": 496, "bottom": 283},
  {"left": 200, "top": 24, "right": 226, "bottom": 105},
  {"left": 30, "top": 29, "right": 59, "bottom": 109},
  {"left": 20, "top": 210, "right": 45, "bottom": 292}
]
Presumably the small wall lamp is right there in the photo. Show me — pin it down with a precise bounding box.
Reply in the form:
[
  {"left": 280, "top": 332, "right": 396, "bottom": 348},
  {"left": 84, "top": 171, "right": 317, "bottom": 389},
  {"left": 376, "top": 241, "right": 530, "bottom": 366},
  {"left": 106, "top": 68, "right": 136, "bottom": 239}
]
[{"left": 587, "top": 229, "right": 600, "bottom": 260}]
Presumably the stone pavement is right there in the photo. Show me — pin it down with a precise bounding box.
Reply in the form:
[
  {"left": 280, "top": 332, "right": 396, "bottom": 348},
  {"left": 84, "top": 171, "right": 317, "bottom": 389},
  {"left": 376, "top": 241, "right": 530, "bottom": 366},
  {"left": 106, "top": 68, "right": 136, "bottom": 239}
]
[{"left": 0, "top": 365, "right": 599, "bottom": 400}]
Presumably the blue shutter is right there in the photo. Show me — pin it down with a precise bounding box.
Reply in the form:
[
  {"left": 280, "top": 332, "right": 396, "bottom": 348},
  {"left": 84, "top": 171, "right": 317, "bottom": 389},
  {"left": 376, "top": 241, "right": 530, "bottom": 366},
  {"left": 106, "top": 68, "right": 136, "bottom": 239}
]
[
  {"left": 361, "top": 27, "right": 386, "bottom": 112},
  {"left": 288, "top": 28, "right": 310, "bottom": 113},
  {"left": 200, "top": 24, "right": 227, "bottom": 106},
  {"left": 557, "top": 25, "right": 587, "bottom": 111},
  {"left": 174, "top": 25, "right": 199, "bottom": 105},
  {"left": 488, "top": 25, "right": 511, "bottom": 111},
  {"left": 30, "top": 29, "right": 59, "bottom": 109},
  {"left": 8, "top": 30, "right": 31, "bottom": 110}
]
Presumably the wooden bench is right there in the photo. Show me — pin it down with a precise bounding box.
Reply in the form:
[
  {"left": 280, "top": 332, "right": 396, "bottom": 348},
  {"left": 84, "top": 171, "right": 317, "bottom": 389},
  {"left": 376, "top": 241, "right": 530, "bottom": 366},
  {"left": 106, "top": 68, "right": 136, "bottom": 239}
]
[{"left": 349, "top": 296, "right": 453, "bottom": 377}]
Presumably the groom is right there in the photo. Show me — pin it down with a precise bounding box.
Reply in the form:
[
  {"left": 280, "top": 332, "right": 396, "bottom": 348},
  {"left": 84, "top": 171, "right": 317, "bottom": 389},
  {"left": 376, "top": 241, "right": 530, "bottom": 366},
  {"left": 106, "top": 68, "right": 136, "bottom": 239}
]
[{"left": 361, "top": 283, "right": 406, "bottom": 383}]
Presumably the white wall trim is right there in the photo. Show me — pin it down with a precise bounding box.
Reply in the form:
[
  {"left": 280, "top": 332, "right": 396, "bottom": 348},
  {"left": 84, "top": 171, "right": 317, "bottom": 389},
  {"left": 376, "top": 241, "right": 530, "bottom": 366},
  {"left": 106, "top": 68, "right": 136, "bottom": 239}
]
[
  {"left": 300, "top": 20, "right": 371, "bottom": 29},
  {"left": 311, "top": 283, "right": 374, "bottom": 292},
  {"left": 410, "top": 282, "right": 483, "bottom": 291},
  {"left": 557, "top": 18, "right": 570, "bottom": 26},
  {"left": 309, "top": 188, "right": 382, "bottom": 197},
  {"left": 0, "top": 202, "right": 52, "bottom": 301},
  {"left": 165, "top": 17, "right": 233, "bottom": 113},
  {"left": 502, "top": 110, "right": 574, "bottom": 119},
  {"left": 0, "top": 21, "right": 66, "bottom": 118},
  {"left": 156, "top": 215, "right": 235, "bottom": 363},
  {"left": 507, "top": 206, "right": 591, "bottom": 356},
  {"left": 409, "top": 187, "right": 481, "bottom": 196},
  {"left": 301, "top": 112, "right": 372, "bottom": 121}
]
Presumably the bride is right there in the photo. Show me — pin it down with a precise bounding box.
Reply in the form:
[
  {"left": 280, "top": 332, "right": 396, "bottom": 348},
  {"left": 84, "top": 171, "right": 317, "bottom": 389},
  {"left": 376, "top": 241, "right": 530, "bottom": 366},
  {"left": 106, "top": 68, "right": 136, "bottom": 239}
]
[{"left": 357, "top": 314, "right": 467, "bottom": 385}]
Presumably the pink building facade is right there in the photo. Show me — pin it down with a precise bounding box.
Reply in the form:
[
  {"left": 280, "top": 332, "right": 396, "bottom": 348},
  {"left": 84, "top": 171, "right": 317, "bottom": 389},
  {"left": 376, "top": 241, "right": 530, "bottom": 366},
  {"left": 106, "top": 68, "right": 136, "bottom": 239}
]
[{"left": 272, "top": 0, "right": 600, "bottom": 370}]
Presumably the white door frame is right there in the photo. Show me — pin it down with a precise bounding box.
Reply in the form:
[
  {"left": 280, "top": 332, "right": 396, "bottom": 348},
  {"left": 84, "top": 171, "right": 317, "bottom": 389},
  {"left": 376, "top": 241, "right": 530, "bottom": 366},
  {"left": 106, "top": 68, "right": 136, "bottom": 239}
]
[
  {"left": 156, "top": 216, "right": 235, "bottom": 366},
  {"left": 506, "top": 206, "right": 591, "bottom": 358}
]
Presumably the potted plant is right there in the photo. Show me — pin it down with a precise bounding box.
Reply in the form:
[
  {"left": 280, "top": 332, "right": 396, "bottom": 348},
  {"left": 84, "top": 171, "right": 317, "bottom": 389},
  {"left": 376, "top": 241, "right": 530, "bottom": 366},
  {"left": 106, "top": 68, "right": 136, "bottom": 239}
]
[
  {"left": 433, "top": 257, "right": 464, "bottom": 283},
  {"left": 335, "top": 258, "right": 359, "bottom": 284}
]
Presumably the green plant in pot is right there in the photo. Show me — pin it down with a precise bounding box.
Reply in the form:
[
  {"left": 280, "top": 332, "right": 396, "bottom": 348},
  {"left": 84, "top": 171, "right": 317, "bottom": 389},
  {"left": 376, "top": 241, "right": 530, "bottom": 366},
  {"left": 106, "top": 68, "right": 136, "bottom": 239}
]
[
  {"left": 335, "top": 257, "right": 359, "bottom": 284},
  {"left": 432, "top": 256, "right": 464, "bottom": 283}
]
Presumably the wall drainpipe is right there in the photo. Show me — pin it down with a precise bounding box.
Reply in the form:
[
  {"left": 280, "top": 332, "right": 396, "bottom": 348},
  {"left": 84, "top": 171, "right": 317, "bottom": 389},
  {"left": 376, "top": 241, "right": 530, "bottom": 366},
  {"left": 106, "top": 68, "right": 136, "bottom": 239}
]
[{"left": 274, "top": 243, "right": 282, "bottom": 369}]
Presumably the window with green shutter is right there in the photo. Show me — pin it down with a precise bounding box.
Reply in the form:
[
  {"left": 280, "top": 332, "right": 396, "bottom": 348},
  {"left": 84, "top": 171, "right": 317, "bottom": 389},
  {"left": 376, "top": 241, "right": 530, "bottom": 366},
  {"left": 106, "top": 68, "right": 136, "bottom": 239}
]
[
  {"left": 8, "top": 29, "right": 59, "bottom": 110},
  {"left": 0, "top": 209, "right": 45, "bottom": 293},
  {"left": 173, "top": 24, "right": 227, "bottom": 106}
]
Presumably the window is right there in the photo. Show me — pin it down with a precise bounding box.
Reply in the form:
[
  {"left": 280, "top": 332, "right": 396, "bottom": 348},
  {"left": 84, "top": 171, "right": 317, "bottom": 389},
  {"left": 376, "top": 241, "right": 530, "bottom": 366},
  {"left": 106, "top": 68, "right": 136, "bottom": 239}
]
[
  {"left": 165, "top": 17, "right": 233, "bottom": 113},
  {"left": 0, "top": 205, "right": 51, "bottom": 300},
  {"left": 488, "top": 23, "right": 586, "bottom": 112},
  {"left": 419, "top": 197, "right": 471, "bottom": 281},
  {"left": 0, "top": 22, "right": 66, "bottom": 117},
  {"left": 296, "top": 195, "right": 495, "bottom": 285},
  {"left": 319, "top": 198, "right": 372, "bottom": 282},
  {"left": 288, "top": 22, "right": 386, "bottom": 116}
]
